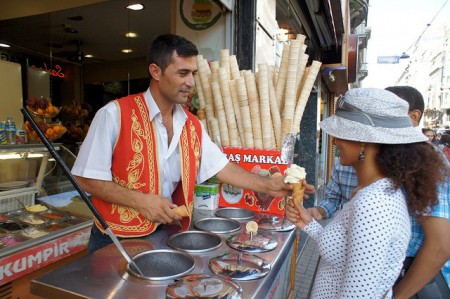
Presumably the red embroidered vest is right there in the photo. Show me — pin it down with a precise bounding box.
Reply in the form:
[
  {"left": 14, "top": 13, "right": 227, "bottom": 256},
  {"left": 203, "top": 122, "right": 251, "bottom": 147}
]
[{"left": 92, "top": 93, "right": 202, "bottom": 237}]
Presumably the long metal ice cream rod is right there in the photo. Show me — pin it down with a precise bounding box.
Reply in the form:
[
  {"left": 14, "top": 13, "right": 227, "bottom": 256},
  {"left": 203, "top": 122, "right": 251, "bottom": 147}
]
[
  {"left": 21, "top": 107, "right": 143, "bottom": 275},
  {"left": 281, "top": 132, "right": 299, "bottom": 294},
  {"left": 280, "top": 133, "right": 295, "bottom": 164}
]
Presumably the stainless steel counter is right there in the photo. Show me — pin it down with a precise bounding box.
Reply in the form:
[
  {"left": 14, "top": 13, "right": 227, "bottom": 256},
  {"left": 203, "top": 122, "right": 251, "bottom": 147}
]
[{"left": 31, "top": 209, "right": 302, "bottom": 299}]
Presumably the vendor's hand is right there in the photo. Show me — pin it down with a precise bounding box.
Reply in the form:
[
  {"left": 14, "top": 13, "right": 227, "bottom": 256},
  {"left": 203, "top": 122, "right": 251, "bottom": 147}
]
[
  {"left": 307, "top": 207, "right": 325, "bottom": 221},
  {"left": 135, "top": 195, "right": 182, "bottom": 224},
  {"left": 266, "top": 175, "right": 293, "bottom": 198},
  {"left": 265, "top": 176, "right": 317, "bottom": 198},
  {"left": 285, "top": 197, "right": 313, "bottom": 229}
]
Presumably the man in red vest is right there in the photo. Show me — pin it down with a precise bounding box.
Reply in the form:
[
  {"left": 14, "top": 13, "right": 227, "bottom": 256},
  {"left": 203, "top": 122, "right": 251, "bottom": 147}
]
[{"left": 72, "top": 34, "right": 300, "bottom": 252}]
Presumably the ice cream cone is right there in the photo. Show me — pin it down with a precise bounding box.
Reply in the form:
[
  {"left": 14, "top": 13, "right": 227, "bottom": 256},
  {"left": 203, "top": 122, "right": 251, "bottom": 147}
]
[
  {"left": 293, "top": 182, "right": 305, "bottom": 204},
  {"left": 173, "top": 205, "right": 189, "bottom": 217}
]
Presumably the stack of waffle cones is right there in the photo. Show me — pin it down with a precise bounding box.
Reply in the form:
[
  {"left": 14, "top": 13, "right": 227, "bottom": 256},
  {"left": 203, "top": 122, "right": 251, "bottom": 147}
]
[{"left": 194, "top": 35, "right": 322, "bottom": 150}]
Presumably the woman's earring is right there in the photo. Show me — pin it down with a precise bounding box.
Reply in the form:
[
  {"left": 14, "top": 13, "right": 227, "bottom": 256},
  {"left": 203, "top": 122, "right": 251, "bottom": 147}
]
[{"left": 357, "top": 147, "right": 365, "bottom": 161}]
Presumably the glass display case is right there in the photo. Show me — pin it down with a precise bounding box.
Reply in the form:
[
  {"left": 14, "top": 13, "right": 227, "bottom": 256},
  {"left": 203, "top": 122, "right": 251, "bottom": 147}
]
[
  {"left": 0, "top": 144, "right": 49, "bottom": 212},
  {"left": 0, "top": 144, "right": 92, "bottom": 288}
]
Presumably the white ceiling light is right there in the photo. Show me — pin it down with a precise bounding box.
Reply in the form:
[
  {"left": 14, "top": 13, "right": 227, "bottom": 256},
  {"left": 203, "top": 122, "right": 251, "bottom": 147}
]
[
  {"left": 125, "top": 32, "right": 138, "bottom": 38},
  {"left": 126, "top": 3, "right": 144, "bottom": 11},
  {"left": 0, "top": 43, "right": 11, "bottom": 48},
  {"left": 121, "top": 49, "right": 133, "bottom": 53}
]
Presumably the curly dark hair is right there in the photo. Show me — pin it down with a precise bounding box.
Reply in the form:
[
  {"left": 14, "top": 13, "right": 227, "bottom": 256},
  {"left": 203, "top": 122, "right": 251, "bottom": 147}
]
[{"left": 376, "top": 142, "right": 449, "bottom": 216}]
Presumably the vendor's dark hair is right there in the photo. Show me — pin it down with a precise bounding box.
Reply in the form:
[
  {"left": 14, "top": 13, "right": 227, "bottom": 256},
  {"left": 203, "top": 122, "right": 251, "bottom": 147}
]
[
  {"left": 377, "top": 142, "right": 448, "bottom": 216},
  {"left": 385, "top": 86, "right": 425, "bottom": 121},
  {"left": 146, "top": 34, "right": 198, "bottom": 75}
]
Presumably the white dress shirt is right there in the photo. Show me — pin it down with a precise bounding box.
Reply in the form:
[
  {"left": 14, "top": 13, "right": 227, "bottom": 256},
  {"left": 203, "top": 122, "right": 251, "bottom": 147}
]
[{"left": 72, "top": 89, "right": 229, "bottom": 200}]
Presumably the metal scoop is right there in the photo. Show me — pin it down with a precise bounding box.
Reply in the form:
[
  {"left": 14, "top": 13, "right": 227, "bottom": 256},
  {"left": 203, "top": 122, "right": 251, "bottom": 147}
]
[{"left": 21, "top": 107, "right": 143, "bottom": 275}]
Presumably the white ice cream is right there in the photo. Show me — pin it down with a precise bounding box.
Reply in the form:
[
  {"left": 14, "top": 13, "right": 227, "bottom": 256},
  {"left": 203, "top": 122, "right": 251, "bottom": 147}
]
[{"left": 284, "top": 164, "right": 306, "bottom": 184}]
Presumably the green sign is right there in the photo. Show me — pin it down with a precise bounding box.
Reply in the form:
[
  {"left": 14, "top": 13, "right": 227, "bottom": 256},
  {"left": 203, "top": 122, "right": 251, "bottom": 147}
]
[{"left": 179, "top": 0, "right": 222, "bottom": 31}]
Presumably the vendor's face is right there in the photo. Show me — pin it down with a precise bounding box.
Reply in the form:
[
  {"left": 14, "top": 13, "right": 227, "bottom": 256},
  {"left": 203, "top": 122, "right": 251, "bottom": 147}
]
[
  {"left": 333, "top": 137, "right": 361, "bottom": 166},
  {"left": 158, "top": 51, "right": 197, "bottom": 105}
]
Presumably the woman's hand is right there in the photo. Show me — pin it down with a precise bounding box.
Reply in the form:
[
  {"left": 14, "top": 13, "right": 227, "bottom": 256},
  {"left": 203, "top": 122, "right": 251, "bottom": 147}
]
[
  {"left": 307, "top": 207, "right": 326, "bottom": 221},
  {"left": 285, "top": 197, "right": 313, "bottom": 228}
]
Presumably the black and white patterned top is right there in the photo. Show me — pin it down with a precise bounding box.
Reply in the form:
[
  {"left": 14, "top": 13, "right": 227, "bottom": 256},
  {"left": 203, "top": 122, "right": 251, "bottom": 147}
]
[{"left": 304, "top": 178, "right": 411, "bottom": 298}]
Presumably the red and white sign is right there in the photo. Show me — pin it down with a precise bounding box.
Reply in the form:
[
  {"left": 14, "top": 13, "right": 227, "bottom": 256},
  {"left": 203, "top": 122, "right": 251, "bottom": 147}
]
[
  {"left": 0, "top": 227, "right": 90, "bottom": 285},
  {"left": 219, "top": 147, "right": 290, "bottom": 215}
]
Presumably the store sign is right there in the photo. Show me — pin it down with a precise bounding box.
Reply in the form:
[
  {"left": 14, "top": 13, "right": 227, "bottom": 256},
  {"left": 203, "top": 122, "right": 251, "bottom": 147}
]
[
  {"left": 377, "top": 56, "right": 400, "bottom": 64},
  {"left": 179, "top": 0, "right": 223, "bottom": 30},
  {"left": 31, "top": 62, "right": 65, "bottom": 78},
  {"left": 227, "top": 152, "right": 284, "bottom": 165},
  {"left": 0, "top": 226, "right": 90, "bottom": 285},
  {"left": 0, "top": 53, "right": 65, "bottom": 78},
  {"left": 219, "top": 147, "right": 290, "bottom": 216}
]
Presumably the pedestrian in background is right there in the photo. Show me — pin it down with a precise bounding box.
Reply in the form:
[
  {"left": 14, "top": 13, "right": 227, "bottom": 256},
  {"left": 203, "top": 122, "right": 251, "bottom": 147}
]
[
  {"left": 436, "top": 132, "right": 443, "bottom": 144},
  {"left": 422, "top": 128, "right": 436, "bottom": 144}
]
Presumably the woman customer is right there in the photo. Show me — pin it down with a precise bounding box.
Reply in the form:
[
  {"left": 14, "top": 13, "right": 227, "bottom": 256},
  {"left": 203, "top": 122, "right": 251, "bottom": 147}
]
[{"left": 286, "top": 88, "right": 448, "bottom": 298}]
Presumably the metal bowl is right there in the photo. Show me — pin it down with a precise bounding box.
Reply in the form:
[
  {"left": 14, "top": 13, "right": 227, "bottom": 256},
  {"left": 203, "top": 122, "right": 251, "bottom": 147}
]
[
  {"left": 167, "top": 231, "right": 222, "bottom": 253},
  {"left": 127, "top": 249, "right": 195, "bottom": 281},
  {"left": 194, "top": 217, "right": 241, "bottom": 234},
  {"left": 166, "top": 274, "right": 243, "bottom": 298},
  {"left": 260, "top": 215, "right": 280, "bottom": 224},
  {"left": 215, "top": 207, "right": 255, "bottom": 221},
  {"left": 226, "top": 231, "right": 278, "bottom": 253},
  {"left": 258, "top": 216, "right": 295, "bottom": 232},
  {"left": 209, "top": 252, "right": 271, "bottom": 280}
]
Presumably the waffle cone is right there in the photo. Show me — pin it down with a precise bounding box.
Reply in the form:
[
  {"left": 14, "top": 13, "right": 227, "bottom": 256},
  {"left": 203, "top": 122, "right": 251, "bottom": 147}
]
[
  {"left": 173, "top": 205, "right": 189, "bottom": 217},
  {"left": 293, "top": 182, "right": 305, "bottom": 204}
]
